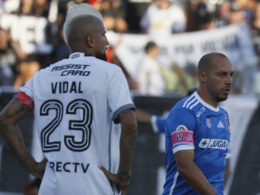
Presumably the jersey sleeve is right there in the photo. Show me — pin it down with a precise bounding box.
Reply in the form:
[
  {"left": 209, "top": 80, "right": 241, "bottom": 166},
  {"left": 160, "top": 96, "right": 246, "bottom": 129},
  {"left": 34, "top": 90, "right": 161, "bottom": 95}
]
[
  {"left": 19, "top": 77, "right": 34, "bottom": 99},
  {"left": 224, "top": 110, "right": 231, "bottom": 158},
  {"left": 108, "top": 67, "right": 135, "bottom": 124},
  {"left": 16, "top": 77, "right": 34, "bottom": 110},
  {"left": 151, "top": 115, "right": 166, "bottom": 133},
  {"left": 166, "top": 107, "right": 196, "bottom": 153}
]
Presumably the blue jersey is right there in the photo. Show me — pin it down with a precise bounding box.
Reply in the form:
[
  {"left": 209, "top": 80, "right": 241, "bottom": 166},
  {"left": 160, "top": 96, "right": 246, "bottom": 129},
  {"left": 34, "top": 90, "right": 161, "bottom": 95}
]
[{"left": 163, "top": 92, "right": 230, "bottom": 195}]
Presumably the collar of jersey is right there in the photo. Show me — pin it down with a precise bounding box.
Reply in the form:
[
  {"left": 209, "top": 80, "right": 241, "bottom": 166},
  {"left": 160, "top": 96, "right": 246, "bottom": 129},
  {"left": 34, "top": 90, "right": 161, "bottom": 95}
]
[
  {"left": 194, "top": 91, "right": 220, "bottom": 112},
  {"left": 69, "top": 52, "right": 85, "bottom": 59}
]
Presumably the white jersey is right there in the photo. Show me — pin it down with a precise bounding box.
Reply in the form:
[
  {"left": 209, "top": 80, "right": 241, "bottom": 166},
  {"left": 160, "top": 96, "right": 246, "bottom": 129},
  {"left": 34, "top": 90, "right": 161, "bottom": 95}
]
[
  {"left": 137, "top": 55, "right": 165, "bottom": 95},
  {"left": 140, "top": 4, "right": 186, "bottom": 36},
  {"left": 19, "top": 52, "right": 135, "bottom": 195}
]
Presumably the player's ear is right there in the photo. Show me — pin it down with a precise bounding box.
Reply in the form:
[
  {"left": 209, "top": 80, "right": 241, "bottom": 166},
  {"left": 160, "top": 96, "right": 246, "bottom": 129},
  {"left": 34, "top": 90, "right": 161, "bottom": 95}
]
[
  {"left": 198, "top": 71, "right": 207, "bottom": 82},
  {"left": 85, "top": 34, "right": 94, "bottom": 48}
]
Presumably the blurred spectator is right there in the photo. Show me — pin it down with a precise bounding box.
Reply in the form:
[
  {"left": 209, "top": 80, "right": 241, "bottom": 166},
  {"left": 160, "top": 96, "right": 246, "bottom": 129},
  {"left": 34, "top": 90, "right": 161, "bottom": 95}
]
[
  {"left": 35, "top": 0, "right": 50, "bottom": 17},
  {"left": 0, "top": 0, "right": 20, "bottom": 13},
  {"left": 218, "top": 1, "right": 231, "bottom": 27},
  {"left": 193, "top": 0, "right": 207, "bottom": 29},
  {"left": 49, "top": 12, "right": 70, "bottom": 63},
  {"left": 0, "top": 27, "right": 26, "bottom": 86},
  {"left": 100, "top": 0, "right": 128, "bottom": 32},
  {"left": 228, "top": 0, "right": 252, "bottom": 25},
  {"left": 235, "top": 0, "right": 255, "bottom": 26},
  {"left": 187, "top": 0, "right": 216, "bottom": 31},
  {"left": 193, "top": 0, "right": 216, "bottom": 30},
  {"left": 16, "top": 0, "right": 54, "bottom": 68},
  {"left": 252, "top": 1, "right": 260, "bottom": 94},
  {"left": 16, "top": 0, "right": 51, "bottom": 17},
  {"left": 140, "top": 0, "right": 186, "bottom": 36},
  {"left": 252, "top": 1, "right": 260, "bottom": 56},
  {"left": 198, "top": 12, "right": 215, "bottom": 30},
  {"left": 18, "top": 0, "right": 35, "bottom": 15},
  {"left": 52, "top": 27, "right": 70, "bottom": 62},
  {"left": 158, "top": 61, "right": 198, "bottom": 94},
  {"left": 24, "top": 178, "right": 41, "bottom": 195},
  {"left": 136, "top": 41, "right": 165, "bottom": 95},
  {"left": 107, "top": 45, "right": 138, "bottom": 90},
  {"left": 14, "top": 57, "right": 40, "bottom": 88}
]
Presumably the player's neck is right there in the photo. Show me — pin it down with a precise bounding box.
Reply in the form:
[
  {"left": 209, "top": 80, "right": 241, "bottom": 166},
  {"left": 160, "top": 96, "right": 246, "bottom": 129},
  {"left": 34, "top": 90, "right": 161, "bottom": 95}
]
[
  {"left": 197, "top": 89, "right": 219, "bottom": 108},
  {"left": 70, "top": 45, "right": 93, "bottom": 57}
]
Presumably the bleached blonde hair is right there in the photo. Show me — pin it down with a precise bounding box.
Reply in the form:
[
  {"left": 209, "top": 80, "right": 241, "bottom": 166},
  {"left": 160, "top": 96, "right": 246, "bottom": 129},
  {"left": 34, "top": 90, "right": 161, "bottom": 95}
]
[{"left": 63, "top": 3, "right": 103, "bottom": 44}]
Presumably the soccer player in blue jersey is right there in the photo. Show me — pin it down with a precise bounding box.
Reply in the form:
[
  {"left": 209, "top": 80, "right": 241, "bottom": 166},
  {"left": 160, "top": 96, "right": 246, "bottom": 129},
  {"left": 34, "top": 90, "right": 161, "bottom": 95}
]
[{"left": 162, "top": 52, "right": 233, "bottom": 195}]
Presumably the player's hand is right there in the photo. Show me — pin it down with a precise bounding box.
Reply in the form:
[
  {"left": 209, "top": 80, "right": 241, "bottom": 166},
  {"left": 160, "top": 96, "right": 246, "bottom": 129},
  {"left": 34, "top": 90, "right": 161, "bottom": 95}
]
[
  {"left": 31, "top": 158, "right": 48, "bottom": 179},
  {"left": 99, "top": 166, "right": 130, "bottom": 195}
]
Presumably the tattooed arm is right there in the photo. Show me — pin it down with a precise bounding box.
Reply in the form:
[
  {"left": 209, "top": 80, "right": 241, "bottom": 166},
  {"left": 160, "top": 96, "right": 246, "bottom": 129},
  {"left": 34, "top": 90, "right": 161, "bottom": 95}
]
[
  {"left": 100, "top": 108, "right": 137, "bottom": 195},
  {"left": 0, "top": 97, "right": 46, "bottom": 178},
  {"left": 117, "top": 109, "right": 137, "bottom": 190}
]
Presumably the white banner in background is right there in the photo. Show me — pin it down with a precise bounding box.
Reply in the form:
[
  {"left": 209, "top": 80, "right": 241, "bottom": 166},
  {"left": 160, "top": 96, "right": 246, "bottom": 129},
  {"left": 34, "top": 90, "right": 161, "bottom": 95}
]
[
  {"left": 0, "top": 14, "right": 52, "bottom": 54},
  {"left": 107, "top": 23, "right": 257, "bottom": 78}
]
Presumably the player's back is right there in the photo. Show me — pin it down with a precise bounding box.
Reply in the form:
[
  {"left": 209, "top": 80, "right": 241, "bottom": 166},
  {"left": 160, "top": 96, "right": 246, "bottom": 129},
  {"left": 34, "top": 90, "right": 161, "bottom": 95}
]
[{"left": 21, "top": 53, "right": 129, "bottom": 195}]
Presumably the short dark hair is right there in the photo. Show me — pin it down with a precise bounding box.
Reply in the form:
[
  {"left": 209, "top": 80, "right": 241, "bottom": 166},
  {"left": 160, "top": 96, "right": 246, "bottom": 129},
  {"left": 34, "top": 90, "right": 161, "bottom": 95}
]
[
  {"left": 144, "top": 41, "right": 157, "bottom": 53},
  {"left": 198, "top": 52, "right": 228, "bottom": 72}
]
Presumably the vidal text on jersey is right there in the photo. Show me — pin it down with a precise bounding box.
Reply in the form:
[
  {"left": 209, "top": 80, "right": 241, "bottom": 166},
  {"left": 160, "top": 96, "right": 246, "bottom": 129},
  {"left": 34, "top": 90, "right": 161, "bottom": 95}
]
[{"left": 51, "top": 81, "right": 83, "bottom": 94}]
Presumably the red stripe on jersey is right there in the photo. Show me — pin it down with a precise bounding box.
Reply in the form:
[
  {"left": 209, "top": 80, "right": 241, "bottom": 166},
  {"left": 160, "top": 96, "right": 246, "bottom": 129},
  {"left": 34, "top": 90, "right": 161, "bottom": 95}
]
[{"left": 16, "top": 91, "right": 34, "bottom": 110}]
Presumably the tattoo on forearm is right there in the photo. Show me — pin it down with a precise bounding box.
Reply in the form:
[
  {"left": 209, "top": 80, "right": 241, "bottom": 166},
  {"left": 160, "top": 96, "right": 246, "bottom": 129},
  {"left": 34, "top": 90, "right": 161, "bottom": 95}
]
[
  {"left": 0, "top": 97, "right": 30, "bottom": 124},
  {"left": 118, "top": 111, "right": 137, "bottom": 178},
  {"left": 0, "top": 98, "right": 36, "bottom": 175},
  {"left": 119, "top": 129, "right": 136, "bottom": 177}
]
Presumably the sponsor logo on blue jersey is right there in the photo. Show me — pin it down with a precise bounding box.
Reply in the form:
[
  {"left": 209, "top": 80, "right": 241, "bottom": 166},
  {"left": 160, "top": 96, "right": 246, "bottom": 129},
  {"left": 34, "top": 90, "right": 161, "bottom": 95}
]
[
  {"left": 199, "top": 139, "right": 229, "bottom": 150},
  {"left": 217, "top": 121, "right": 225, "bottom": 128}
]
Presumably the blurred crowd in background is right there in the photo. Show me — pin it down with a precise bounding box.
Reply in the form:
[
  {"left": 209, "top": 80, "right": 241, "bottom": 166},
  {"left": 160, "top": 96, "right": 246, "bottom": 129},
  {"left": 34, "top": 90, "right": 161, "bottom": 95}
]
[{"left": 0, "top": 0, "right": 260, "bottom": 96}]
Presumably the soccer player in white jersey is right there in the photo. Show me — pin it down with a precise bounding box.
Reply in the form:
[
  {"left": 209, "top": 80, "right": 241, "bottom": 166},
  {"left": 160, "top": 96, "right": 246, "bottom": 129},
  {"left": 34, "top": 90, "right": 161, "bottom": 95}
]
[{"left": 0, "top": 3, "right": 137, "bottom": 195}]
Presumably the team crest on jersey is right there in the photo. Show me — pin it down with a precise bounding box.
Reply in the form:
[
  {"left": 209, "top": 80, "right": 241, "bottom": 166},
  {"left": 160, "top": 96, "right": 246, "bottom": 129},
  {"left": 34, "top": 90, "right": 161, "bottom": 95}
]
[
  {"left": 176, "top": 132, "right": 184, "bottom": 141},
  {"left": 176, "top": 125, "right": 188, "bottom": 131},
  {"left": 206, "top": 119, "right": 211, "bottom": 128}
]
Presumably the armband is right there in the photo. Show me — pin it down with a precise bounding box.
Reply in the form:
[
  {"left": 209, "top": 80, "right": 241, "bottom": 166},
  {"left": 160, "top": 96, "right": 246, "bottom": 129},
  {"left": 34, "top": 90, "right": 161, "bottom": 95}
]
[{"left": 16, "top": 91, "right": 34, "bottom": 110}]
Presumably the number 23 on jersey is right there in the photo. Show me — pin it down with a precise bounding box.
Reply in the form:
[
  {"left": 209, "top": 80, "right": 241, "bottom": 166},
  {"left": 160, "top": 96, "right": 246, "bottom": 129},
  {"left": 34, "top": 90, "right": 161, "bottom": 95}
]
[{"left": 40, "top": 99, "right": 93, "bottom": 152}]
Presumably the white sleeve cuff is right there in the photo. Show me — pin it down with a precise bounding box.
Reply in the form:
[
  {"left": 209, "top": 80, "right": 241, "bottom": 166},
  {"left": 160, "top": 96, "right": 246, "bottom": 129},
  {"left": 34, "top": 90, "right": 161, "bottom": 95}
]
[
  {"left": 151, "top": 115, "right": 159, "bottom": 133},
  {"left": 173, "top": 145, "right": 194, "bottom": 154},
  {"left": 226, "top": 152, "right": 231, "bottom": 159}
]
